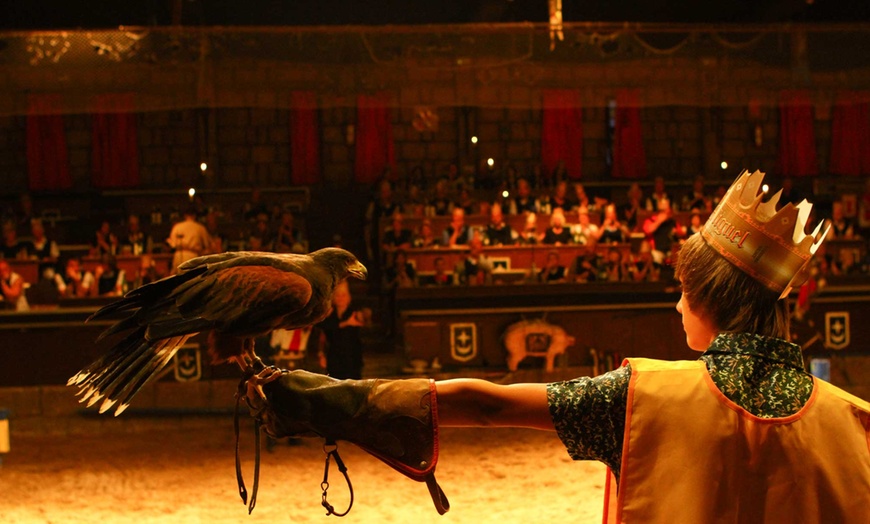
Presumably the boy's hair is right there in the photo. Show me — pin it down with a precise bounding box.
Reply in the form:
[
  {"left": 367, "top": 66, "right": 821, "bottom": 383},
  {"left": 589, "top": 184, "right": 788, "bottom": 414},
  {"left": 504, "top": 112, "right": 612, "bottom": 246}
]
[{"left": 675, "top": 234, "right": 790, "bottom": 339}]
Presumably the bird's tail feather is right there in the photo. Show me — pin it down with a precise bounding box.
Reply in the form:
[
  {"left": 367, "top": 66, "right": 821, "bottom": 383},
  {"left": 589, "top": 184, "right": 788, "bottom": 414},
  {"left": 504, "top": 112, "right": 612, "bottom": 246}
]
[
  {"left": 87, "top": 267, "right": 207, "bottom": 323},
  {"left": 69, "top": 328, "right": 194, "bottom": 416}
]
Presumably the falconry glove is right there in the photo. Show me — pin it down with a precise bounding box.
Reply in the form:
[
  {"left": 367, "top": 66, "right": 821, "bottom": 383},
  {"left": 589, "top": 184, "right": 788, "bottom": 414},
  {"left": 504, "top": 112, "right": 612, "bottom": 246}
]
[{"left": 244, "top": 368, "right": 449, "bottom": 515}]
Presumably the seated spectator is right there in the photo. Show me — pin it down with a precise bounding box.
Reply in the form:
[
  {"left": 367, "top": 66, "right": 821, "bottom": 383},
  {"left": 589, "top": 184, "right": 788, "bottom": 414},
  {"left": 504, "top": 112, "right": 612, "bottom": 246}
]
[
  {"left": 518, "top": 212, "right": 541, "bottom": 245},
  {"left": 571, "top": 207, "right": 599, "bottom": 246},
  {"left": 93, "top": 254, "right": 127, "bottom": 297},
  {"left": 274, "top": 210, "right": 306, "bottom": 253},
  {"left": 538, "top": 250, "right": 568, "bottom": 283},
  {"left": 0, "top": 259, "right": 29, "bottom": 311},
  {"left": 484, "top": 203, "right": 517, "bottom": 246},
  {"left": 508, "top": 178, "right": 539, "bottom": 215},
  {"left": 687, "top": 210, "right": 704, "bottom": 236},
  {"left": 543, "top": 208, "right": 574, "bottom": 245},
  {"left": 573, "top": 253, "right": 599, "bottom": 283},
  {"left": 831, "top": 248, "right": 862, "bottom": 276},
  {"left": 54, "top": 257, "right": 95, "bottom": 298},
  {"left": 454, "top": 187, "right": 477, "bottom": 216},
  {"left": 830, "top": 201, "right": 856, "bottom": 240},
  {"left": 1, "top": 221, "right": 28, "bottom": 260},
  {"left": 645, "top": 176, "right": 673, "bottom": 211},
  {"left": 250, "top": 213, "right": 275, "bottom": 251},
  {"left": 24, "top": 219, "right": 59, "bottom": 261},
  {"left": 597, "top": 204, "right": 628, "bottom": 244},
  {"left": 204, "top": 211, "right": 226, "bottom": 254},
  {"left": 364, "top": 178, "right": 401, "bottom": 262},
  {"left": 412, "top": 219, "right": 440, "bottom": 249},
  {"left": 120, "top": 214, "right": 153, "bottom": 256},
  {"left": 420, "top": 256, "right": 455, "bottom": 287},
  {"left": 600, "top": 247, "right": 631, "bottom": 282},
  {"left": 547, "top": 180, "right": 577, "bottom": 213},
  {"left": 621, "top": 182, "right": 644, "bottom": 231},
  {"left": 642, "top": 198, "right": 685, "bottom": 265},
  {"left": 243, "top": 188, "right": 270, "bottom": 222},
  {"left": 628, "top": 240, "right": 661, "bottom": 282},
  {"left": 93, "top": 220, "right": 119, "bottom": 257},
  {"left": 684, "top": 175, "right": 712, "bottom": 213},
  {"left": 133, "top": 254, "right": 160, "bottom": 289},
  {"left": 455, "top": 232, "right": 493, "bottom": 286},
  {"left": 443, "top": 207, "right": 472, "bottom": 247},
  {"left": 405, "top": 184, "right": 428, "bottom": 218},
  {"left": 383, "top": 249, "right": 417, "bottom": 289},
  {"left": 572, "top": 182, "right": 591, "bottom": 211},
  {"left": 429, "top": 178, "right": 452, "bottom": 217},
  {"left": 382, "top": 211, "right": 413, "bottom": 259}
]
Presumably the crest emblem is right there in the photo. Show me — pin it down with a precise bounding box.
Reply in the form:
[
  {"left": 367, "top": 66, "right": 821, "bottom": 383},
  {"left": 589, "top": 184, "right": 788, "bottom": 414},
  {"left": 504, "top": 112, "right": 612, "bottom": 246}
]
[
  {"left": 174, "top": 344, "right": 202, "bottom": 382},
  {"left": 450, "top": 323, "right": 477, "bottom": 362},
  {"left": 825, "top": 312, "right": 850, "bottom": 350}
]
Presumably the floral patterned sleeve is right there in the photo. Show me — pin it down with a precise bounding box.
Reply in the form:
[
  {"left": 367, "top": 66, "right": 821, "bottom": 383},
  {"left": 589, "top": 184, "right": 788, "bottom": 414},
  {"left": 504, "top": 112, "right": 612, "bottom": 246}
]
[{"left": 546, "top": 364, "right": 631, "bottom": 478}]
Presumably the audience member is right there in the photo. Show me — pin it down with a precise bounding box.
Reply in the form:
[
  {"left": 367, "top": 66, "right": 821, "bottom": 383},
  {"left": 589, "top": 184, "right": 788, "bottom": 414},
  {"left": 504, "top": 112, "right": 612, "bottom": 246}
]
[
  {"left": 684, "top": 175, "right": 712, "bottom": 212},
  {"left": 443, "top": 207, "right": 472, "bottom": 247},
  {"left": 120, "top": 214, "right": 153, "bottom": 256},
  {"left": 600, "top": 247, "right": 631, "bottom": 282},
  {"left": 0, "top": 259, "right": 29, "bottom": 311},
  {"left": 642, "top": 198, "right": 685, "bottom": 264},
  {"left": 571, "top": 206, "right": 600, "bottom": 246},
  {"left": 859, "top": 178, "right": 870, "bottom": 238},
  {"left": 454, "top": 187, "right": 477, "bottom": 216},
  {"left": 2, "top": 222, "right": 28, "bottom": 260},
  {"left": 455, "top": 232, "right": 493, "bottom": 286},
  {"left": 831, "top": 247, "right": 861, "bottom": 277},
  {"left": 54, "top": 257, "right": 94, "bottom": 298},
  {"left": 644, "top": 176, "right": 672, "bottom": 212},
  {"left": 382, "top": 249, "right": 417, "bottom": 290},
  {"left": 93, "top": 254, "right": 127, "bottom": 297},
  {"left": 508, "top": 178, "right": 539, "bottom": 215},
  {"left": 204, "top": 211, "right": 227, "bottom": 254},
  {"left": 274, "top": 210, "right": 305, "bottom": 254},
  {"left": 381, "top": 211, "right": 413, "bottom": 260},
  {"left": 364, "top": 179, "right": 401, "bottom": 263},
  {"left": 573, "top": 252, "right": 600, "bottom": 283},
  {"left": 429, "top": 178, "right": 452, "bottom": 217},
  {"left": 13, "top": 193, "right": 36, "bottom": 236},
  {"left": 621, "top": 182, "right": 644, "bottom": 231},
  {"left": 483, "top": 203, "right": 517, "bottom": 246},
  {"left": 249, "top": 213, "right": 275, "bottom": 251},
  {"left": 411, "top": 219, "right": 439, "bottom": 249},
  {"left": 572, "top": 182, "right": 591, "bottom": 211},
  {"left": 547, "top": 180, "right": 576, "bottom": 213},
  {"left": 167, "top": 207, "right": 211, "bottom": 273},
  {"left": 777, "top": 176, "right": 805, "bottom": 206},
  {"left": 538, "top": 250, "right": 568, "bottom": 283},
  {"left": 687, "top": 210, "right": 704, "bottom": 236},
  {"left": 133, "top": 254, "right": 160, "bottom": 289},
  {"left": 829, "top": 201, "right": 856, "bottom": 240},
  {"left": 629, "top": 240, "right": 661, "bottom": 282},
  {"left": 405, "top": 184, "right": 427, "bottom": 218},
  {"left": 93, "top": 220, "right": 119, "bottom": 257},
  {"left": 518, "top": 212, "right": 541, "bottom": 245},
  {"left": 316, "top": 280, "right": 367, "bottom": 380},
  {"left": 24, "top": 219, "right": 59, "bottom": 260},
  {"left": 420, "top": 256, "right": 455, "bottom": 287},
  {"left": 597, "top": 204, "right": 628, "bottom": 244},
  {"left": 243, "top": 188, "right": 270, "bottom": 222},
  {"left": 543, "top": 208, "right": 574, "bottom": 245}
]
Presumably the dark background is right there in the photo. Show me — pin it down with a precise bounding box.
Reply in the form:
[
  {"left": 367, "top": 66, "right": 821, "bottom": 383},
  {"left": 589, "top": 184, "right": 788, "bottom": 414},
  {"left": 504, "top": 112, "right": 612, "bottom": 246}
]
[{"left": 1, "top": 0, "right": 869, "bottom": 29}]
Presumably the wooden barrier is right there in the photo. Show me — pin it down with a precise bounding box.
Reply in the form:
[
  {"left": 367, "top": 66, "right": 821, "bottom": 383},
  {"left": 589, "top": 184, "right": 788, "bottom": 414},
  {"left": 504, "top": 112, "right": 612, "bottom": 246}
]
[{"left": 405, "top": 243, "right": 633, "bottom": 273}]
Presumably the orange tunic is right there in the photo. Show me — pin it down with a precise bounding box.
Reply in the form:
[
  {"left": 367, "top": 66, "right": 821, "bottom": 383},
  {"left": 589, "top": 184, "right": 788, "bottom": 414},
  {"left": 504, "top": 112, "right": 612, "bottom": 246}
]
[{"left": 604, "top": 358, "right": 870, "bottom": 523}]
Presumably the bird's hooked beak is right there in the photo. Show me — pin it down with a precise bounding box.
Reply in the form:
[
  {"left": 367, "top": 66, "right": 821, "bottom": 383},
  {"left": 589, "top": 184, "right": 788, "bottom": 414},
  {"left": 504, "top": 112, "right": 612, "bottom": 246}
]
[{"left": 348, "top": 260, "right": 368, "bottom": 281}]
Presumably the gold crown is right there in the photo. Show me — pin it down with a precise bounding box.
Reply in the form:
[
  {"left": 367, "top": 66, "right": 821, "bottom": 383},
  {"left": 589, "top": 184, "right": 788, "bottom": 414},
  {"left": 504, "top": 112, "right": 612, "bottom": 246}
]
[{"left": 700, "top": 170, "right": 829, "bottom": 299}]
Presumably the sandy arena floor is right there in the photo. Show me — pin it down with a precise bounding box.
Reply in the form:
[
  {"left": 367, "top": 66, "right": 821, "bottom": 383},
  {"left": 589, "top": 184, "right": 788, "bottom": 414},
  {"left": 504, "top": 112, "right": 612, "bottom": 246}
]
[{"left": 0, "top": 417, "right": 605, "bottom": 524}]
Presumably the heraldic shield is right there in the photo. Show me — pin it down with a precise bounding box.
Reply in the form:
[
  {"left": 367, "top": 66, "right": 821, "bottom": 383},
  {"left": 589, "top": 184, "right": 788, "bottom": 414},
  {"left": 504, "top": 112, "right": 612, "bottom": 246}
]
[
  {"left": 173, "top": 344, "right": 202, "bottom": 381},
  {"left": 825, "top": 312, "right": 850, "bottom": 350},
  {"left": 450, "top": 323, "right": 477, "bottom": 363}
]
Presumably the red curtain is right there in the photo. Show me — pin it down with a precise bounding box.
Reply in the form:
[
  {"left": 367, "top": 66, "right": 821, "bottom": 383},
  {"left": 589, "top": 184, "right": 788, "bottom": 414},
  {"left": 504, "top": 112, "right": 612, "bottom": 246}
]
[
  {"left": 354, "top": 93, "right": 395, "bottom": 185},
  {"left": 829, "top": 91, "right": 870, "bottom": 177},
  {"left": 91, "top": 93, "right": 140, "bottom": 188},
  {"left": 289, "top": 91, "right": 322, "bottom": 185},
  {"left": 776, "top": 90, "right": 818, "bottom": 177},
  {"left": 26, "top": 94, "right": 72, "bottom": 191},
  {"left": 611, "top": 89, "right": 648, "bottom": 180},
  {"left": 541, "top": 89, "right": 583, "bottom": 181}
]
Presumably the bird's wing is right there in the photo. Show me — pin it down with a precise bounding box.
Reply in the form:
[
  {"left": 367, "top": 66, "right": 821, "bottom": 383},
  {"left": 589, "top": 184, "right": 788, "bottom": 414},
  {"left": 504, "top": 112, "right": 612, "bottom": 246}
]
[{"left": 170, "top": 265, "right": 313, "bottom": 335}]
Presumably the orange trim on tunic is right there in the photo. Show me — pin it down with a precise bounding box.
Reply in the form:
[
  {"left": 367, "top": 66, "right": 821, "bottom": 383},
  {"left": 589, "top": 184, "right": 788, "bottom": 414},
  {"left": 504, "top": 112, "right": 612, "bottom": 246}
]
[{"left": 603, "top": 358, "right": 870, "bottom": 523}]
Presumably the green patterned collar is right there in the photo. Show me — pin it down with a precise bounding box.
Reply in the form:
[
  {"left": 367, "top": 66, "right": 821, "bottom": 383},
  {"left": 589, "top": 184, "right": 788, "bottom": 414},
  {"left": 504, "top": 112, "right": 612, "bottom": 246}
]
[{"left": 702, "top": 332, "right": 806, "bottom": 372}]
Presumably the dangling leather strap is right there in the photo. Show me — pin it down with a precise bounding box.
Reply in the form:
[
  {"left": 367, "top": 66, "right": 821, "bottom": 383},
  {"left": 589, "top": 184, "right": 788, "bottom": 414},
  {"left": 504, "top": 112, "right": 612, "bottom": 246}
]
[
  {"left": 425, "top": 475, "right": 450, "bottom": 515},
  {"left": 321, "top": 440, "right": 354, "bottom": 517},
  {"left": 233, "top": 370, "right": 263, "bottom": 514}
]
